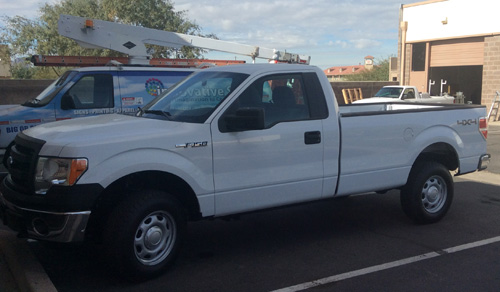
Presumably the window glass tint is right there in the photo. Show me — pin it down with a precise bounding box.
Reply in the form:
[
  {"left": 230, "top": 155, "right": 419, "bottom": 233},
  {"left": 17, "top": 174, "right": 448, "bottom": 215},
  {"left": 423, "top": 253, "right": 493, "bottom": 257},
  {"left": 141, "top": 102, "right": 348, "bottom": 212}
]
[
  {"left": 412, "top": 43, "right": 426, "bottom": 72},
  {"left": 224, "top": 74, "right": 311, "bottom": 129},
  {"left": 26, "top": 71, "right": 76, "bottom": 107},
  {"left": 141, "top": 71, "right": 248, "bottom": 123},
  {"left": 62, "top": 74, "right": 113, "bottom": 109}
]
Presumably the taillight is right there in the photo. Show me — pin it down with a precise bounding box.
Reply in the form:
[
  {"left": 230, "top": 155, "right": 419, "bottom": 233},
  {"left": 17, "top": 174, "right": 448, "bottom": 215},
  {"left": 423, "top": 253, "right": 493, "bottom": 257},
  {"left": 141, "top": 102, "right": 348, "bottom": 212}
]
[{"left": 479, "top": 118, "right": 488, "bottom": 139}]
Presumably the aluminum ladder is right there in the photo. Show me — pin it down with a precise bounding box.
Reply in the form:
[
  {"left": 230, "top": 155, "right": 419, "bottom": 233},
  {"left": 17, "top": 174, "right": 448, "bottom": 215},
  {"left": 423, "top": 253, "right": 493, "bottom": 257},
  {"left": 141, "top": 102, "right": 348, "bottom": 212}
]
[{"left": 487, "top": 91, "right": 500, "bottom": 122}]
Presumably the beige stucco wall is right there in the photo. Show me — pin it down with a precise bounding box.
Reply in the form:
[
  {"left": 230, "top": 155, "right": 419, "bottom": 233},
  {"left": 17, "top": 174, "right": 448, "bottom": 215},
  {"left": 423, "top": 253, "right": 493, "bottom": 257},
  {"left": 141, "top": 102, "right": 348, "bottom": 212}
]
[{"left": 482, "top": 35, "right": 500, "bottom": 114}]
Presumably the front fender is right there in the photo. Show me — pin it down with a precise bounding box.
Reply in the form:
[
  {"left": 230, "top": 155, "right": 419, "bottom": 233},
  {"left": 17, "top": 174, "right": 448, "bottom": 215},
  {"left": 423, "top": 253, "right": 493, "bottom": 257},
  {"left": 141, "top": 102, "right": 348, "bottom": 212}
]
[{"left": 77, "top": 147, "right": 214, "bottom": 196}]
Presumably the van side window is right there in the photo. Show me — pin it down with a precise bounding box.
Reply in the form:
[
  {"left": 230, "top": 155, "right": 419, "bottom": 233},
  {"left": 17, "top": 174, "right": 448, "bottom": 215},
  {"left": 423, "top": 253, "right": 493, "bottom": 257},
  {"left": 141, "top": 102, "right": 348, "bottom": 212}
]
[
  {"left": 62, "top": 74, "right": 113, "bottom": 109},
  {"left": 223, "top": 74, "right": 311, "bottom": 129}
]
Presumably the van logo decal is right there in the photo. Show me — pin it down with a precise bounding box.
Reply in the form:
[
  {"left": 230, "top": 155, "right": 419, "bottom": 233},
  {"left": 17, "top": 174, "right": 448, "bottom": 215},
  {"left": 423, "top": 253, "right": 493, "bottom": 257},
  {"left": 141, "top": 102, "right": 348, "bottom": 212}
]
[{"left": 145, "top": 78, "right": 165, "bottom": 96}]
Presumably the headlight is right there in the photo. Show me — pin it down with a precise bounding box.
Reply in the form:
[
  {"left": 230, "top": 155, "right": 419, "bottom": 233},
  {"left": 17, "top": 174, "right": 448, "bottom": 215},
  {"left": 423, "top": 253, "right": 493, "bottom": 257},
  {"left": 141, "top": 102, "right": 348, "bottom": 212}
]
[{"left": 34, "top": 157, "right": 88, "bottom": 195}]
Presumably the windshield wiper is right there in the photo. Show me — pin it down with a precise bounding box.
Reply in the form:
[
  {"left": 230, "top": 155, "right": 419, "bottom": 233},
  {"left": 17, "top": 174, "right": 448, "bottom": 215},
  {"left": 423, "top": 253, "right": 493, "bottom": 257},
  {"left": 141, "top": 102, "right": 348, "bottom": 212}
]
[
  {"left": 143, "top": 109, "right": 172, "bottom": 120},
  {"left": 22, "top": 99, "right": 41, "bottom": 107}
]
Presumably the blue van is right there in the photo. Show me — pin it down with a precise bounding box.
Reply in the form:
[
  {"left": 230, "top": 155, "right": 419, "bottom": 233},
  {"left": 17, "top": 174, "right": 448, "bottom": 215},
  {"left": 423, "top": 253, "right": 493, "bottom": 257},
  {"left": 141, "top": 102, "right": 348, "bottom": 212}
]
[{"left": 0, "top": 66, "right": 195, "bottom": 157}]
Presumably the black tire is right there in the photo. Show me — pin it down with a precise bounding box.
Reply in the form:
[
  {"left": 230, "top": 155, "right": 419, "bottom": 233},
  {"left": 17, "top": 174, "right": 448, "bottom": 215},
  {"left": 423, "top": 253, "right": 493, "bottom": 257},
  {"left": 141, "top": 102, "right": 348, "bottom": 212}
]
[
  {"left": 400, "top": 161, "right": 454, "bottom": 224},
  {"left": 103, "top": 190, "right": 186, "bottom": 280}
]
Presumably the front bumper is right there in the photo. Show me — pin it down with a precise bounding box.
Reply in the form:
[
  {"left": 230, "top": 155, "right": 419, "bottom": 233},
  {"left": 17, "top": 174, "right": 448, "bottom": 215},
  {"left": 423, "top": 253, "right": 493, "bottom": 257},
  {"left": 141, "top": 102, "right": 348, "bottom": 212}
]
[
  {"left": 0, "top": 192, "right": 90, "bottom": 242},
  {"left": 0, "top": 174, "right": 102, "bottom": 242}
]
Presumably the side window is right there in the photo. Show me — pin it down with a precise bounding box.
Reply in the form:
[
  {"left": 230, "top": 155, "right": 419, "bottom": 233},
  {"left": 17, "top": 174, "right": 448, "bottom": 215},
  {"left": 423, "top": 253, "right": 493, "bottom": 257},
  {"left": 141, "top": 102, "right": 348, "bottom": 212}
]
[
  {"left": 403, "top": 88, "right": 415, "bottom": 99},
  {"left": 61, "top": 74, "right": 113, "bottom": 109},
  {"left": 222, "top": 74, "right": 311, "bottom": 130}
]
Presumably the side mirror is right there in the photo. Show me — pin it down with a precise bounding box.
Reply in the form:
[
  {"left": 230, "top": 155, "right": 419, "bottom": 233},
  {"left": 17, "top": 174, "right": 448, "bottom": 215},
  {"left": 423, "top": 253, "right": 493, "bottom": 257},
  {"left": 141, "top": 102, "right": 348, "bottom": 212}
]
[
  {"left": 61, "top": 93, "right": 75, "bottom": 110},
  {"left": 223, "top": 107, "right": 265, "bottom": 132}
]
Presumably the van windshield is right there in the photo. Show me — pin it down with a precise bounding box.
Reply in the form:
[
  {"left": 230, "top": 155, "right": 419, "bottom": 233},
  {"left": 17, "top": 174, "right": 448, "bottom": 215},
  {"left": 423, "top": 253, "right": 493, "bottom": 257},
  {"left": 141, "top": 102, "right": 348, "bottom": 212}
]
[
  {"left": 23, "top": 70, "right": 76, "bottom": 107},
  {"left": 139, "top": 71, "right": 248, "bottom": 123}
]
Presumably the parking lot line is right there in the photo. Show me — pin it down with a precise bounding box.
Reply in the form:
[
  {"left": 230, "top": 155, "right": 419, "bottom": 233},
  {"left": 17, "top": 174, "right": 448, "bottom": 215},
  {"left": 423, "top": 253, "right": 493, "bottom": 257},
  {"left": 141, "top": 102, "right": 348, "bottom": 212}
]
[{"left": 270, "top": 236, "right": 500, "bottom": 292}]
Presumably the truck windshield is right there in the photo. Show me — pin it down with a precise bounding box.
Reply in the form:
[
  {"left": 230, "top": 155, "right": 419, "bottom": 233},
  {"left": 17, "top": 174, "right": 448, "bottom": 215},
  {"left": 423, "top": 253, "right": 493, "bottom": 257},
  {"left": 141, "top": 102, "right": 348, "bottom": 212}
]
[
  {"left": 374, "top": 87, "right": 402, "bottom": 98},
  {"left": 139, "top": 71, "right": 249, "bottom": 123},
  {"left": 22, "top": 70, "right": 76, "bottom": 107}
]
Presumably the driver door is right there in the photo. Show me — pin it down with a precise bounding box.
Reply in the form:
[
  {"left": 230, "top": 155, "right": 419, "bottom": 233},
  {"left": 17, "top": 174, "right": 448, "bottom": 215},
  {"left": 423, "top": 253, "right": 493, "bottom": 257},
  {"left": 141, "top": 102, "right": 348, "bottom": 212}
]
[
  {"left": 211, "top": 73, "right": 325, "bottom": 215},
  {"left": 55, "top": 73, "right": 117, "bottom": 120}
]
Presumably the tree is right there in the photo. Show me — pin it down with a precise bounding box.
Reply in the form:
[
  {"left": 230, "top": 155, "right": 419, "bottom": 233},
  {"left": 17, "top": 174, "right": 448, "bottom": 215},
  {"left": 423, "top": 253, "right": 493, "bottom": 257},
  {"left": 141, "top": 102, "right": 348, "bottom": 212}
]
[
  {"left": 343, "top": 57, "right": 390, "bottom": 81},
  {"left": 1, "top": 0, "right": 209, "bottom": 78}
]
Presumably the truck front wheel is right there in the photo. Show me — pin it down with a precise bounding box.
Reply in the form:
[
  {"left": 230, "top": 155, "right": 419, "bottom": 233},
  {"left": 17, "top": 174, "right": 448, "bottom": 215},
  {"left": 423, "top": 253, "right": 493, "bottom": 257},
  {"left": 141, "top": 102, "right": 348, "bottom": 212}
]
[
  {"left": 103, "top": 190, "right": 186, "bottom": 280},
  {"left": 400, "top": 161, "right": 454, "bottom": 224}
]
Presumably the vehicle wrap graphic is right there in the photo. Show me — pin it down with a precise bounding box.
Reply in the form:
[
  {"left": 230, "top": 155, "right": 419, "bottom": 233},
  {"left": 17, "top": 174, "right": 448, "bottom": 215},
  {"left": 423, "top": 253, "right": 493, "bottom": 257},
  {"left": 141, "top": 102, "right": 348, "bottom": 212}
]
[{"left": 145, "top": 78, "right": 164, "bottom": 96}]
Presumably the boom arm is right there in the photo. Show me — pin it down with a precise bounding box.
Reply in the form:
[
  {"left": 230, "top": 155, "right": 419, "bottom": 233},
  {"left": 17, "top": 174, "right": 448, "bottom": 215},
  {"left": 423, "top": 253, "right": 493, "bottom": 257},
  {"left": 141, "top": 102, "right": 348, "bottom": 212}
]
[{"left": 58, "top": 14, "right": 310, "bottom": 65}]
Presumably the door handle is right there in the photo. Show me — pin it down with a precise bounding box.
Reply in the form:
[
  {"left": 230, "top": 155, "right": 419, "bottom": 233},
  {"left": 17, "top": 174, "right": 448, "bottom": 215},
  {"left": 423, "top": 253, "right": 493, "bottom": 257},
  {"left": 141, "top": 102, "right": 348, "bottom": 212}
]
[{"left": 304, "top": 131, "right": 321, "bottom": 145}]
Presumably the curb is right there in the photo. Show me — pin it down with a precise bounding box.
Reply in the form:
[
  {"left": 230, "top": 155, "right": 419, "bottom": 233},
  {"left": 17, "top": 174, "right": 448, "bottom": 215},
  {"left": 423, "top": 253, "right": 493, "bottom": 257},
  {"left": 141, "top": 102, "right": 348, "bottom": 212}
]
[
  {"left": 0, "top": 231, "right": 57, "bottom": 292},
  {"left": 457, "top": 170, "right": 500, "bottom": 186}
]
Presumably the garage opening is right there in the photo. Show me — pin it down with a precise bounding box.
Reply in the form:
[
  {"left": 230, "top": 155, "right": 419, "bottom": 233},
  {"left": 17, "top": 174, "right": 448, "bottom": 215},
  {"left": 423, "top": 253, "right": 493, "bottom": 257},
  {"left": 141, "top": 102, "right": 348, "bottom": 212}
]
[{"left": 428, "top": 66, "right": 483, "bottom": 104}]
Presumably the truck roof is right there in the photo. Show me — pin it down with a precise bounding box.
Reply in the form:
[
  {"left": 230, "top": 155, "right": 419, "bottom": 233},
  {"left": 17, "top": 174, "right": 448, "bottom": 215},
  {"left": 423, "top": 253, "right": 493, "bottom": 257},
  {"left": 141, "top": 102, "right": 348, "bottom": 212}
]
[
  {"left": 383, "top": 85, "right": 413, "bottom": 88},
  {"left": 201, "top": 63, "right": 319, "bottom": 74}
]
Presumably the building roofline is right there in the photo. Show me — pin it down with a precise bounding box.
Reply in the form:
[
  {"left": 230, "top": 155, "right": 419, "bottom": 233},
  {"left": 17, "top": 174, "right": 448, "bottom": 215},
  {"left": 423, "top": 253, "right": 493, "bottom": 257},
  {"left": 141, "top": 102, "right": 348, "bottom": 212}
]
[
  {"left": 404, "top": 33, "right": 500, "bottom": 44},
  {"left": 402, "top": 0, "right": 448, "bottom": 9}
]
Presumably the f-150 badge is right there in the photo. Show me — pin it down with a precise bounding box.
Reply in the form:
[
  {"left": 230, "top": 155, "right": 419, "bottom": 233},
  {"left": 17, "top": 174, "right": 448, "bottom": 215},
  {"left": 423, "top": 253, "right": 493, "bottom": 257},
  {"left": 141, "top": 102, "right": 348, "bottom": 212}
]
[{"left": 175, "top": 141, "right": 208, "bottom": 148}]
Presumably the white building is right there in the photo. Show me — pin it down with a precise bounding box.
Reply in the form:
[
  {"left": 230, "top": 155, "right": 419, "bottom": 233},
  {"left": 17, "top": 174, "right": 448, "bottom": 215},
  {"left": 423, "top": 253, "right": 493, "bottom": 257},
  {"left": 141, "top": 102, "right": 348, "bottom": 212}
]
[{"left": 398, "top": 0, "right": 500, "bottom": 108}]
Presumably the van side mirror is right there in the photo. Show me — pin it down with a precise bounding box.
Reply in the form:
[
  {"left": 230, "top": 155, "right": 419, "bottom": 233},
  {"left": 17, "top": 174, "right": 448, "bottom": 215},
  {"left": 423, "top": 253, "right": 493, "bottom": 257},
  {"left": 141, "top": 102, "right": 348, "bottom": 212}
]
[
  {"left": 61, "top": 94, "right": 75, "bottom": 110},
  {"left": 223, "top": 108, "right": 265, "bottom": 132}
]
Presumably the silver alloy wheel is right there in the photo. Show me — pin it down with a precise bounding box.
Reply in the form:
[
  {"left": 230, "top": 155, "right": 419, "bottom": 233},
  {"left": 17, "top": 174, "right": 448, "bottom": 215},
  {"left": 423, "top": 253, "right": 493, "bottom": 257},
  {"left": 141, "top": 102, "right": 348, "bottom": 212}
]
[
  {"left": 421, "top": 175, "right": 447, "bottom": 214},
  {"left": 134, "top": 211, "right": 177, "bottom": 266}
]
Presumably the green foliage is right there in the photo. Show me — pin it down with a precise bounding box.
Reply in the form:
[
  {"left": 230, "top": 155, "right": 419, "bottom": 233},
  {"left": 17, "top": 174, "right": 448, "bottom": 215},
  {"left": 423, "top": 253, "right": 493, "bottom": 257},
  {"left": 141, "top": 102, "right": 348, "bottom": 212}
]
[
  {"left": 1, "top": 0, "right": 207, "bottom": 62},
  {"left": 10, "top": 60, "right": 64, "bottom": 79},
  {"left": 343, "top": 57, "right": 390, "bottom": 81},
  {"left": 10, "top": 60, "right": 35, "bottom": 79}
]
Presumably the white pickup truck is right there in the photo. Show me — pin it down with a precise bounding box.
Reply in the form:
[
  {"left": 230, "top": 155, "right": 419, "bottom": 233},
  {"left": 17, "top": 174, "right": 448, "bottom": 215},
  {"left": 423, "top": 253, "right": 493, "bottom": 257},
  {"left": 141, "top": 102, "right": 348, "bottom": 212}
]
[
  {"left": 354, "top": 85, "right": 456, "bottom": 104},
  {"left": 0, "top": 64, "right": 490, "bottom": 280}
]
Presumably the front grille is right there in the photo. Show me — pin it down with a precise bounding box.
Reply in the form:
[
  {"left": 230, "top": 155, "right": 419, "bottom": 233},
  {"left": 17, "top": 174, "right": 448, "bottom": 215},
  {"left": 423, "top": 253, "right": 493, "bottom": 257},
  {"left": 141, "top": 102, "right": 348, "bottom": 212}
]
[{"left": 7, "top": 133, "right": 45, "bottom": 194}]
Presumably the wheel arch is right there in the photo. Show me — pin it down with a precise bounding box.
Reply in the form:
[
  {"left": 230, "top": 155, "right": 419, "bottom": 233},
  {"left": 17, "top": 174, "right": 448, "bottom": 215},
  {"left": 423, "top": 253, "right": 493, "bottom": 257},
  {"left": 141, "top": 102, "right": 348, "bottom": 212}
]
[
  {"left": 412, "top": 142, "right": 459, "bottom": 172},
  {"left": 86, "top": 170, "right": 201, "bottom": 242}
]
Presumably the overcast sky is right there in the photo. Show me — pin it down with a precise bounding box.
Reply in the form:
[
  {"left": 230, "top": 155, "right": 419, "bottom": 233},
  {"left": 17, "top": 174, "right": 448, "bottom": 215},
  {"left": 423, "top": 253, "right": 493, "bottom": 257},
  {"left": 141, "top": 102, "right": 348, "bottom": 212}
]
[{"left": 1, "top": 0, "right": 418, "bottom": 69}]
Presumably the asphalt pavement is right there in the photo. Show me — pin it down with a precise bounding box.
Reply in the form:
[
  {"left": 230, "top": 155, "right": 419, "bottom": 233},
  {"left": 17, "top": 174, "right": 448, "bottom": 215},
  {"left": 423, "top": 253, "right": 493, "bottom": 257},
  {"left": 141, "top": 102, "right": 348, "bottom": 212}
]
[{"left": 0, "top": 121, "right": 499, "bottom": 292}]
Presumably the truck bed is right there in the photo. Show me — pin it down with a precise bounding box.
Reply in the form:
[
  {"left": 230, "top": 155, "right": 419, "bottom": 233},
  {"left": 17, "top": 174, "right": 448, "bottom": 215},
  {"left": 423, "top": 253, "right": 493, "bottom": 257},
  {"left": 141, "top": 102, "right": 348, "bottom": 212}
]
[{"left": 336, "top": 103, "right": 487, "bottom": 195}]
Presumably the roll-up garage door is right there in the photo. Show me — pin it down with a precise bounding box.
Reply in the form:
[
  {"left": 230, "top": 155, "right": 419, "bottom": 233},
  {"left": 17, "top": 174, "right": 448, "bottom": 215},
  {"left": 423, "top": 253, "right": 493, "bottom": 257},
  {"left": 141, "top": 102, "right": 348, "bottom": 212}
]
[{"left": 430, "top": 37, "right": 484, "bottom": 67}]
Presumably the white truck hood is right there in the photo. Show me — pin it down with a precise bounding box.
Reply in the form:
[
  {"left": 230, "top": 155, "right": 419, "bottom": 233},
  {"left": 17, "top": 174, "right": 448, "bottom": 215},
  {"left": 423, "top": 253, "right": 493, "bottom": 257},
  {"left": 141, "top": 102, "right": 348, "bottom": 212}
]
[{"left": 23, "top": 114, "right": 205, "bottom": 157}]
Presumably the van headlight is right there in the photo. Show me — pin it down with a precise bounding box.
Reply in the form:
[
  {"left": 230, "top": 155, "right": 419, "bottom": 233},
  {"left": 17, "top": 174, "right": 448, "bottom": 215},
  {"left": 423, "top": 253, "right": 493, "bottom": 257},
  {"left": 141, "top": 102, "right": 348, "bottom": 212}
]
[{"left": 34, "top": 157, "right": 88, "bottom": 195}]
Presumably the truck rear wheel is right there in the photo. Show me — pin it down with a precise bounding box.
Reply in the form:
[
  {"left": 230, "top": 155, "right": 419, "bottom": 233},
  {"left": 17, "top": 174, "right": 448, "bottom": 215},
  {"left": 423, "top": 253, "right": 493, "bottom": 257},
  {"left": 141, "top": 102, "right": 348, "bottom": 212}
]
[
  {"left": 400, "top": 161, "right": 453, "bottom": 224},
  {"left": 103, "top": 190, "right": 186, "bottom": 280}
]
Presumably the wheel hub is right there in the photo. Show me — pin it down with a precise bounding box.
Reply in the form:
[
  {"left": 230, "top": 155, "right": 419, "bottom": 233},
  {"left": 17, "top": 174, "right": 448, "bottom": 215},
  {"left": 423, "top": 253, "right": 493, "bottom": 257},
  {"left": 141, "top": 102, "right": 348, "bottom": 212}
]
[
  {"left": 427, "top": 186, "right": 440, "bottom": 202},
  {"left": 421, "top": 176, "right": 447, "bottom": 213},
  {"left": 134, "top": 211, "right": 177, "bottom": 265},
  {"left": 145, "top": 226, "right": 163, "bottom": 248}
]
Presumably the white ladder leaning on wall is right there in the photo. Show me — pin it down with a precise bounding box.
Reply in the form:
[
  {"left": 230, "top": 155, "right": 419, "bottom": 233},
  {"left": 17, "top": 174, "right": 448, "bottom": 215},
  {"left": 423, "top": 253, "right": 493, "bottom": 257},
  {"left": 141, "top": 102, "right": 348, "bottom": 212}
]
[{"left": 487, "top": 91, "right": 500, "bottom": 122}]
